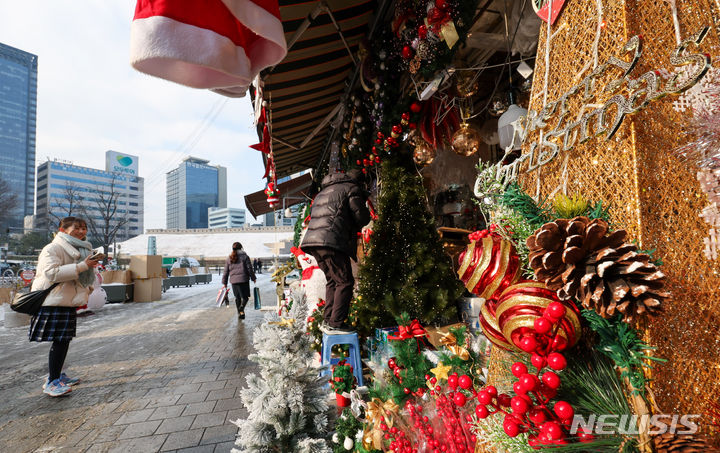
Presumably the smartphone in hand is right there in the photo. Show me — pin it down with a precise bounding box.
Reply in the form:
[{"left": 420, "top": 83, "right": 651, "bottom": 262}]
[{"left": 89, "top": 252, "right": 106, "bottom": 261}]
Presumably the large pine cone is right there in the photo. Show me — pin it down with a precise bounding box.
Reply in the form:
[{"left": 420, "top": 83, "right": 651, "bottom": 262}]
[
  {"left": 527, "top": 217, "right": 626, "bottom": 292},
  {"left": 575, "top": 243, "right": 669, "bottom": 322},
  {"left": 653, "top": 432, "right": 720, "bottom": 453}
]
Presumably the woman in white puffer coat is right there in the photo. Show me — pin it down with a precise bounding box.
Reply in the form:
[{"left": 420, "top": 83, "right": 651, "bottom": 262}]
[{"left": 29, "top": 216, "right": 100, "bottom": 397}]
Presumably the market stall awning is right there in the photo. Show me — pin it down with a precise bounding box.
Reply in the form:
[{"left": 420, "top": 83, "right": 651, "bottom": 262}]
[
  {"left": 261, "top": 0, "right": 374, "bottom": 178},
  {"left": 244, "top": 171, "right": 314, "bottom": 218}
]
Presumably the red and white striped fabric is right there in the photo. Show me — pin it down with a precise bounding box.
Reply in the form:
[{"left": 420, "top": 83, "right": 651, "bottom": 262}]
[{"left": 130, "top": 0, "right": 287, "bottom": 95}]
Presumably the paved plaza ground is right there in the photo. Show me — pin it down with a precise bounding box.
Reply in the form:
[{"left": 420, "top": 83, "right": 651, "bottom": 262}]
[{"left": 0, "top": 274, "right": 276, "bottom": 453}]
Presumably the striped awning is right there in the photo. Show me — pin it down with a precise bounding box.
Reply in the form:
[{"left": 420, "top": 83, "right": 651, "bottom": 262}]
[{"left": 261, "top": 0, "right": 375, "bottom": 178}]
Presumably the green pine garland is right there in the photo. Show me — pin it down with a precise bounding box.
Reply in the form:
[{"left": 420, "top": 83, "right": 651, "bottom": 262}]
[{"left": 582, "top": 310, "right": 666, "bottom": 396}]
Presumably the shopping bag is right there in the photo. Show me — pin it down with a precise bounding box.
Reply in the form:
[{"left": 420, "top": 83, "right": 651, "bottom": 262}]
[
  {"left": 253, "top": 286, "right": 261, "bottom": 310},
  {"left": 216, "top": 287, "right": 230, "bottom": 307},
  {"left": 87, "top": 287, "right": 107, "bottom": 310}
]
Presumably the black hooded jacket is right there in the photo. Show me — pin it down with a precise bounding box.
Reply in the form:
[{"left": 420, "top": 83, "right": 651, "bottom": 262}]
[{"left": 300, "top": 171, "right": 371, "bottom": 259}]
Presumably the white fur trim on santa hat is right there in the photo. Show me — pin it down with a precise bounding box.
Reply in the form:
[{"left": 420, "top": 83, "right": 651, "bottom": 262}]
[
  {"left": 130, "top": 16, "right": 254, "bottom": 90},
  {"left": 221, "top": 0, "right": 287, "bottom": 72}
]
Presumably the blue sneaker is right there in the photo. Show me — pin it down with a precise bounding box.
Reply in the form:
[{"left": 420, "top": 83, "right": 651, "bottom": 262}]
[
  {"left": 43, "top": 378, "right": 72, "bottom": 397},
  {"left": 43, "top": 373, "right": 80, "bottom": 389},
  {"left": 59, "top": 372, "right": 80, "bottom": 386}
]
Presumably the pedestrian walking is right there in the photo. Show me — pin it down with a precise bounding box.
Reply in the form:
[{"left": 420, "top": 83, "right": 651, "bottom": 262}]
[
  {"left": 29, "top": 216, "right": 101, "bottom": 397},
  {"left": 222, "top": 242, "right": 256, "bottom": 320},
  {"left": 300, "top": 169, "right": 371, "bottom": 334}
]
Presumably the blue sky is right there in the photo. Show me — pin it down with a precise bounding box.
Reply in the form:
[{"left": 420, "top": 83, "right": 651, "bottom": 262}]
[{"left": 1, "top": 1, "right": 267, "bottom": 229}]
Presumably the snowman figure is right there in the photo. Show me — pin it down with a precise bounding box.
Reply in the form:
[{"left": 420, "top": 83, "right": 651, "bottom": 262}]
[{"left": 289, "top": 246, "right": 326, "bottom": 317}]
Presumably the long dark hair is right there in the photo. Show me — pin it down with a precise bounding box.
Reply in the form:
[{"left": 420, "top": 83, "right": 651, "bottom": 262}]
[{"left": 229, "top": 242, "right": 243, "bottom": 263}]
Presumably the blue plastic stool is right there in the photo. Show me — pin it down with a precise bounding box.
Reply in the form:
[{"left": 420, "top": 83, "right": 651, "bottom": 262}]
[{"left": 321, "top": 332, "right": 364, "bottom": 387}]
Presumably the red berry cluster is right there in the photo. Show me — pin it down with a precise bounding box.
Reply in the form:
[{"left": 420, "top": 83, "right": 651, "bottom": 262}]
[
  {"left": 380, "top": 420, "right": 413, "bottom": 453},
  {"left": 404, "top": 393, "right": 475, "bottom": 453},
  {"left": 474, "top": 303, "right": 595, "bottom": 448},
  {"left": 517, "top": 301, "right": 570, "bottom": 354},
  {"left": 388, "top": 357, "right": 426, "bottom": 397}
]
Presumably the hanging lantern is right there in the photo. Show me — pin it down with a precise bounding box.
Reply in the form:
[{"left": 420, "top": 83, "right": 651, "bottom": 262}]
[
  {"left": 413, "top": 138, "right": 436, "bottom": 166},
  {"left": 451, "top": 122, "right": 481, "bottom": 157}
]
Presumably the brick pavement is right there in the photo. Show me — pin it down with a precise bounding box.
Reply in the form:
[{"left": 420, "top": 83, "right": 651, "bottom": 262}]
[{"left": 0, "top": 280, "right": 272, "bottom": 453}]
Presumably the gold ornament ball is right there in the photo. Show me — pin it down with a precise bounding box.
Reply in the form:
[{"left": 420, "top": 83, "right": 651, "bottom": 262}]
[
  {"left": 451, "top": 123, "right": 481, "bottom": 157},
  {"left": 455, "top": 72, "right": 478, "bottom": 98},
  {"left": 413, "top": 139, "right": 436, "bottom": 166}
]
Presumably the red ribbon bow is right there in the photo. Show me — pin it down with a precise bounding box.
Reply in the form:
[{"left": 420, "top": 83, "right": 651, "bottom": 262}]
[{"left": 388, "top": 319, "right": 427, "bottom": 341}]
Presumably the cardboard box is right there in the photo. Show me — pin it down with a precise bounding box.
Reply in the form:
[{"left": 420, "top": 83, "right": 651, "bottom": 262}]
[
  {"left": 134, "top": 277, "right": 162, "bottom": 302},
  {"left": 130, "top": 255, "right": 163, "bottom": 279},
  {"left": 171, "top": 267, "right": 188, "bottom": 276},
  {"left": 101, "top": 270, "right": 132, "bottom": 285}
]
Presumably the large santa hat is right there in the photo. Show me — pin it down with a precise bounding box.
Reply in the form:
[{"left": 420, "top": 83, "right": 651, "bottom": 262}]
[{"left": 130, "top": 0, "right": 287, "bottom": 95}]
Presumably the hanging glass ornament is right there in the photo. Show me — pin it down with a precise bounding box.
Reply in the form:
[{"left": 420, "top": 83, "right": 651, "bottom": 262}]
[
  {"left": 451, "top": 122, "right": 481, "bottom": 156},
  {"left": 488, "top": 95, "right": 509, "bottom": 117},
  {"left": 413, "top": 138, "right": 436, "bottom": 166},
  {"left": 455, "top": 71, "right": 478, "bottom": 98}
]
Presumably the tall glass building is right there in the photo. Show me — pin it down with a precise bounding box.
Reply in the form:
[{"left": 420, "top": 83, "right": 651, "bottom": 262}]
[
  {"left": 166, "top": 157, "right": 227, "bottom": 229},
  {"left": 35, "top": 151, "right": 144, "bottom": 242},
  {"left": 0, "top": 43, "right": 38, "bottom": 230}
]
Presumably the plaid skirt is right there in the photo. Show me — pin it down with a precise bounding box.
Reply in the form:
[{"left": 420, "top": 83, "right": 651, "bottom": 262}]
[{"left": 28, "top": 306, "right": 77, "bottom": 342}]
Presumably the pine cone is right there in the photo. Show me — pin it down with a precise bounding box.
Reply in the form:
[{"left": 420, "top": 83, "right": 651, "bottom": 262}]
[
  {"left": 575, "top": 244, "right": 669, "bottom": 323},
  {"left": 526, "top": 216, "right": 626, "bottom": 292},
  {"left": 654, "top": 432, "right": 720, "bottom": 453}
]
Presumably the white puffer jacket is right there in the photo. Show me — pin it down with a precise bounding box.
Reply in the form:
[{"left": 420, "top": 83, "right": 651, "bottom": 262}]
[{"left": 31, "top": 235, "right": 91, "bottom": 307}]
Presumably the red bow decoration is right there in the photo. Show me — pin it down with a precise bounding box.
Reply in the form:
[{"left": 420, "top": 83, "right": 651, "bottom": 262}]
[
  {"left": 426, "top": 7, "right": 452, "bottom": 34},
  {"left": 388, "top": 319, "right": 427, "bottom": 340},
  {"left": 468, "top": 224, "right": 499, "bottom": 242}
]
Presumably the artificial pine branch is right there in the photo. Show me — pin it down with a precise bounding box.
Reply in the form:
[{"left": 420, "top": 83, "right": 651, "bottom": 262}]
[
  {"left": 581, "top": 309, "right": 666, "bottom": 396},
  {"left": 499, "top": 182, "right": 552, "bottom": 229}
]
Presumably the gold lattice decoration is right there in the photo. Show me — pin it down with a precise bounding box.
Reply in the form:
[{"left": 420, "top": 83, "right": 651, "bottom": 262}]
[{"left": 507, "top": 0, "right": 720, "bottom": 439}]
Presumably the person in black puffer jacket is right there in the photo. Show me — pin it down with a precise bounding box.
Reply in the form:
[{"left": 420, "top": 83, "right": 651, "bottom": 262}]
[
  {"left": 301, "top": 170, "right": 371, "bottom": 333},
  {"left": 222, "top": 242, "right": 256, "bottom": 320}
]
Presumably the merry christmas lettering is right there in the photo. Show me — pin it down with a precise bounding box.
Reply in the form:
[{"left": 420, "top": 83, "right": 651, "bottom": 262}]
[{"left": 498, "top": 26, "right": 712, "bottom": 183}]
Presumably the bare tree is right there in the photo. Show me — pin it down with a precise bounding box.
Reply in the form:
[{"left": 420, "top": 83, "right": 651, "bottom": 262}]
[
  {"left": 48, "top": 183, "right": 84, "bottom": 227},
  {"left": 80, "top": 175, "right": 130, "bottom": 255},
  {"left": 0, "top": 175, "right": 19, "bottom": 226}
]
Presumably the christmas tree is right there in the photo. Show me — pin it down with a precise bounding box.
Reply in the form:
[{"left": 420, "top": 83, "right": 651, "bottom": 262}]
[
  {"left": 356, "top": 152, "right": 463, "bottom": 336},
  {"left": 232, "top": 291, "right": 331, "bottom": 453}
]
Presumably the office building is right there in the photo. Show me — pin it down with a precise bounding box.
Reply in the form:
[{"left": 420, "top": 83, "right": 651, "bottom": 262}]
[
  {"left": 35, "top": 151, "right": 144, "bottom": 242},
  {"left": 0, "top": 43, "right": 38, "bottom": 230},
  {"left": 166, "top": 157, "right": 227, "bottom": 229},
  {"left": 208, "top": 207, "right": 246, "bottom": 229}
]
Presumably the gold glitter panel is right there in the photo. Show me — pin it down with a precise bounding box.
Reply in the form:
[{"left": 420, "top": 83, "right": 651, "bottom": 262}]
[{"left": 514, "top": 0, "right": 720, "bottom": 438}]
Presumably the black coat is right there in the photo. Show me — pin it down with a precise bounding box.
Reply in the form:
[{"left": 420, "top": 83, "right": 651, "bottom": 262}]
[
  {"left": 300, "top": 172, "right": 371, "bottom": 259},
  {"left": 222, "top": 250, "right": 255, "bottom": 285}
]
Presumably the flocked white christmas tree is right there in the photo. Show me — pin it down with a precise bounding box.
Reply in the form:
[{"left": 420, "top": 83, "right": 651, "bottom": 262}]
[{"left": 232, "top": 288, "right": 331, "bottom": 453}]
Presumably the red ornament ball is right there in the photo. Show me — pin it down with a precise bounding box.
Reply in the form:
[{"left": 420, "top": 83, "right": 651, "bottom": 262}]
[
  {"left": 547, "top": 353, "right": 567, "bottom": 371},
  {"left": 542, "top": 371, "right": 561, "bottom": 390},
  {"left": 410, "top": 102, "right": 422, "bottom": 113},
  {"left": 392, "top": 125, "right": 403, "bottom": 134},
  {"left": 435, "top": 0, "right": 449, "bottom": 10},
  {"left": 553, "top": 401, "right": 574, "bottom": 419},
  {"left": 513, "top": 382, "right": 526, "bottom": 395},
  {"left": 447, "top": 374, "right": 458, "bottom": 389},
  {"left": 404, "top": 387, "right": 411, "bottom": 394},
  {"left": 528, "top": 407, "right": 547, "bottom": 425},
  {"left": 542, "top": 421, "right": 564, "bottom": 441},
  {"left": 511, "top": 362, "right": 528, "bottom": 378},
  {"left": 401, "top": 112, "right": 411, "bottom": 121},
  {"left": 453, "top": 392, "right": 467, "bottom": 407},
  {"left": 458, "top": 374, "right": 472, "bottom": 390},
  {"left": 418, "top": 24, "right": 428, "bottom": 39},
  {"left": 401, "top": 46, "right": 413, "bottom": 60},
  {"left": 497, "top": 393, "right": 512, "bottom": 407}
]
